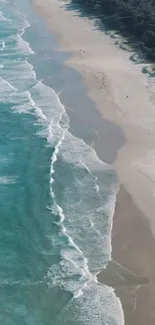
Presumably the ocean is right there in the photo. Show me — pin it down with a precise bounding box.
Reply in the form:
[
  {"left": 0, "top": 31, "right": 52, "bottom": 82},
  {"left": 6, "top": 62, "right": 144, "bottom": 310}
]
[{"left": 0, "top": 0, "right": 124, "bottom": 324}]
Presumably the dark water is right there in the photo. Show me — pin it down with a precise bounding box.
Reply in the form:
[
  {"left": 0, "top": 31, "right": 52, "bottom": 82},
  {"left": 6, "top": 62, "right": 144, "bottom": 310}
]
[{"left": 0, "top": 0, "right": 124, "bottom": 324}]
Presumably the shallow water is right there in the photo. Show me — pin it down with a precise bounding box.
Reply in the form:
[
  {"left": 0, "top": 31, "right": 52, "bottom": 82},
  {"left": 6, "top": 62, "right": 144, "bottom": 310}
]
[{"left": 0, "top": 0, "right": 124, "bottom": 324}]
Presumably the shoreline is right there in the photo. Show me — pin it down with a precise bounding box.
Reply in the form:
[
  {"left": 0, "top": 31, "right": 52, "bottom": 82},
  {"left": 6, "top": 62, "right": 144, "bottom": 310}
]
[
  {"left": 33, "top": 0, "right": 155, "bottom": 230},
  {"left": 32, "top": 0, "right": 155, "bottom": 324}
]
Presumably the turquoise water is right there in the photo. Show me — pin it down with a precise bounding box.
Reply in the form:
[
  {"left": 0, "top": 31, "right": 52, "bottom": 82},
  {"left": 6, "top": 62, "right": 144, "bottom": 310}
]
[{"left": 0, "top": 0, "right": 124, "bottom": 324}]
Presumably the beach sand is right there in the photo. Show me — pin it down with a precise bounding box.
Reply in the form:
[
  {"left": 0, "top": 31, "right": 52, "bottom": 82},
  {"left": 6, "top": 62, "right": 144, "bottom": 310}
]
[
  {"left": 32, "top": 0, "right": 155, "bottom": 323},
  {"left": 99, "top": 186, "right": 155, "bottom": 325}
]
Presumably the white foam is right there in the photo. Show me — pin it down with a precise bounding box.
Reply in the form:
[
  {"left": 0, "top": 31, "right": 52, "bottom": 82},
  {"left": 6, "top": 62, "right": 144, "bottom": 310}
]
[
  {"left": 27, "top": 91, "right": 46, "bottom": 120},
  {"left": 28, "top": 79, "right": 118, "bottom": 272},
  {"left": 3, "top": 33, "right": 34, "bottom": 56},
  {"left": 43, "top": 100, "right": 95, "bottom": 297},
  {"left": 21, "top": 18, "right": 30, "bottom": 30},
  {"left": 0, "top": 40, "right": 5, "bottom": 51},
  {"left": 0, "top": 176, "right": 16, "bottom": 184},
  {"left": 37, "top": 88, "right": 118, "bottom": 306},
  {"left": 0, "top": 77, "right": 16, "bottom": 91},
  {"left": 16, "top": 33, "right": 34, "bottom": 55},
  {"left": 54, "top": 283, "right": 124, "bottom": 325},
  {"left": 27, "top": 82, "right": 122, "bottom": 324},
  {"left": 11, "top": 90, "right": 47, "bottom": 120},
  {"left": 0, "top": 10, "right": 10, "bottom": 22},
  {"left": 56, "top": 130, "right": 117, "bottom": 265},
  {"left": 30, "top": 81, "right": 65, "bottom": 123},
  {"left": 0, "top": 77, "right": 16, "bottom": 102}
]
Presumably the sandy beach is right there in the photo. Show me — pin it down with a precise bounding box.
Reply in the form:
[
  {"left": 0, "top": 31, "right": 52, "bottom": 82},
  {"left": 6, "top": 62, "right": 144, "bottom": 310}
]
[{"left": 32, "top": 0, "right": 155, "bottom": 323}]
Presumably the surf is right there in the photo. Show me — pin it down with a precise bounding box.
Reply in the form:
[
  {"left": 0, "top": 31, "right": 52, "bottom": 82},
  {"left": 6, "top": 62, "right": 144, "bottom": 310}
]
[{"left": 0, "top": 0, "right": 124, "bottom": 324}]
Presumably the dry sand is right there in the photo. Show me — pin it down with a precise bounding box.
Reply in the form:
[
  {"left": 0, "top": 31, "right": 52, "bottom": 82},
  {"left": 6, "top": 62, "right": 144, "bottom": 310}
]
[{"left": 32, "top": 0, "right": 155, "bottom": 323}]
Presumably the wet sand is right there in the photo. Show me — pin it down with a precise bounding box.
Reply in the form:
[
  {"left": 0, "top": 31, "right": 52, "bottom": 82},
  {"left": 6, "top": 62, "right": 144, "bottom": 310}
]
[
  {"left": 32, "top": 0, "right": 155, "bottom": 324},
  {"left": 98, "top": 186, "right": 155, "bottom": 325}
]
